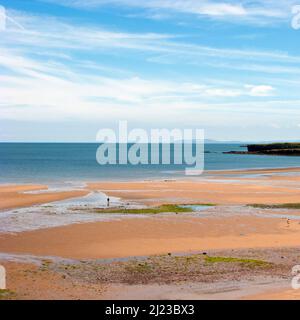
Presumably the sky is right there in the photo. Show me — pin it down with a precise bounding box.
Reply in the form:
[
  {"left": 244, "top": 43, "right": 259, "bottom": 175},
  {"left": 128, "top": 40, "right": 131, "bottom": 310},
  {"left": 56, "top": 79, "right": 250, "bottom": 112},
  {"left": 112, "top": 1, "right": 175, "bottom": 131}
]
[{"left": 1, "top": 0, "right": 300, "bottom": 142}]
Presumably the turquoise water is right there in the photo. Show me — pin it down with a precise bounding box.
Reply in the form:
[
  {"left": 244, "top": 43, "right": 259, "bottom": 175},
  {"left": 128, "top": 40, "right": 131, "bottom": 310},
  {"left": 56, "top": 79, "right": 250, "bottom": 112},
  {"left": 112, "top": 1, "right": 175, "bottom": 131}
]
[{"left": 1, "top": 143, "right": 300, "bottom": 183}]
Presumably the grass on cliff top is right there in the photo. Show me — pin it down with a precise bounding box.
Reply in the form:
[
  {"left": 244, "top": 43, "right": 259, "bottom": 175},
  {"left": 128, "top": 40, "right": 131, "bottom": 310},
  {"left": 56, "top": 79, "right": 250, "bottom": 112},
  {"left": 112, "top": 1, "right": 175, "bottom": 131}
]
[
  {"left": 92, "top": 203, "right": 214, "bottom": 215},
  {"left": 247, "top": 142, "right": 300, "bottom": 150},
  {"left": 248, "top": 203, "right": 300, "bottom": 209},
  {"left": 204, "top": 256, "right": 271, "bottom": 267}
]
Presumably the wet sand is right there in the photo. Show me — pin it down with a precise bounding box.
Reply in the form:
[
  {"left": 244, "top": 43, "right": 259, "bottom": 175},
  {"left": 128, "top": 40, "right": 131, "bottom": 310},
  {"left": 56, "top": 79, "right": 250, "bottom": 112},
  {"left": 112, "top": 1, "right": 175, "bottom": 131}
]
[
  {"left": 87, "top": 178, "right": 300, "bottom": 205},
  {"left": 0, "top": 213, "right": 300, "bottom": 259},
  {"left": 0, "top": 185, "right": 89, "bottom": 211},
  {"left": 2, "top": 167, "right": 300, "bottom": 299}
]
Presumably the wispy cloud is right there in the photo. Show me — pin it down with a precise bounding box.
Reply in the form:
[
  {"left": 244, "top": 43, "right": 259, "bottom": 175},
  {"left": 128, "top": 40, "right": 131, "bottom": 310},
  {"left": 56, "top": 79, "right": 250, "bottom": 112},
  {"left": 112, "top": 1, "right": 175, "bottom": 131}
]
[
  {"left": 0, "top": 10, "right": 295, "bottom": 117},
  {"left": 3, "top": 9, "right": 173, "bottom": 52},
  {"left": 1, "top": 4, "right": 300, "bottom": 141},
  {"left": 42, "top": 0, "right": 297, "bottom": 24},
  {"left": 245, "top": 85, "right": 274, "bottom": 97},
  {"left": 0, "top": 50, "right": 273, "bottom": 117},
  {"left": 0, "top": 45, "right": 278, "bottom": 123},
  {"left": 4, "top": 9, "right": 300, "bottom": 67}
]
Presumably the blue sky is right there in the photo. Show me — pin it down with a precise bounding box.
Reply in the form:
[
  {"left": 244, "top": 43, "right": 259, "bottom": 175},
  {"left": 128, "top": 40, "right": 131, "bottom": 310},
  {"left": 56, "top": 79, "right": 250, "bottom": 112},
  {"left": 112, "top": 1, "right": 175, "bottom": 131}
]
[{"left": 1, "top": 0, "right": 300, "bottom": 141}]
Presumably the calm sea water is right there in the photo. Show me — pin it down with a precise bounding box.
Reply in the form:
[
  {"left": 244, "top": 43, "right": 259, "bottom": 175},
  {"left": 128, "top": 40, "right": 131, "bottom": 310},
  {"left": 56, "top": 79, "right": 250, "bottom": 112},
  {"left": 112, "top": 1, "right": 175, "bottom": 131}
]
[{"left": 1, "top": 143, "right": 300, "bottom": 184}]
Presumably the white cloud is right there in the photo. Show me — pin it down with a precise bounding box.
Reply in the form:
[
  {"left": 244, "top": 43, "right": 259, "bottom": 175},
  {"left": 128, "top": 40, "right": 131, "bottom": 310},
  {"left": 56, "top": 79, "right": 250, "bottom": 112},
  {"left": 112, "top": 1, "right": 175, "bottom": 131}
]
[
  {"left": 3, "top": 10, "right": 173, "bottom": 53},
  {"left": 0, "top": 7, "right": 296, "bottom": 138},
  {"left": 0, "top": 47, "right": 279, "bottom": 123},
  {"left": 4, "top": 9, "right": 300, "bottom": 69},
  {"left": 42, "top": 0, "right": 296, "bottom": 24},
  {"left": 245, "top": 85, "right": 275, "bottom": 97},
  {"left": 194, "top": 3, "right": 247, "bottom": 16}
]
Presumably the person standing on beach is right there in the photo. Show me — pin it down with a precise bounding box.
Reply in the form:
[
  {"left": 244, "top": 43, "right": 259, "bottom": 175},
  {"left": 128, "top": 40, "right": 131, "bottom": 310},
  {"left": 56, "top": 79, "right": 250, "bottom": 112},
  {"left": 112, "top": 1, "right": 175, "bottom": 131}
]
[{"left": 107, "top": 197, "right": 110, "bottom": 207}]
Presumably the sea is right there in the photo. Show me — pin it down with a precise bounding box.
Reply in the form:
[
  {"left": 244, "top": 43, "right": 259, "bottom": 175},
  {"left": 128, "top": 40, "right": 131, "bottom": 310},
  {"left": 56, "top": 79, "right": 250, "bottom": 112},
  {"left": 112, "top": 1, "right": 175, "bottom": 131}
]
[{"left": 1, "top": 143, "right": 300, "bottom": 184}]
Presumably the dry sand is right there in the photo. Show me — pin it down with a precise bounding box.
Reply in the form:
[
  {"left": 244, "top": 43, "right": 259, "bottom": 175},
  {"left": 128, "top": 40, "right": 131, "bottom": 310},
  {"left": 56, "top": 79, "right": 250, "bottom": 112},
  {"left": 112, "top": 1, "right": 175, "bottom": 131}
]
[
  {"left": 2, "top": 167, "right": 300, "bottom": 299},
  {"left": 0, "top": 261, "right": 106, "bottom": 300},
  {"left": 246, "top": 287, "right": 300, "bottom": 300}
]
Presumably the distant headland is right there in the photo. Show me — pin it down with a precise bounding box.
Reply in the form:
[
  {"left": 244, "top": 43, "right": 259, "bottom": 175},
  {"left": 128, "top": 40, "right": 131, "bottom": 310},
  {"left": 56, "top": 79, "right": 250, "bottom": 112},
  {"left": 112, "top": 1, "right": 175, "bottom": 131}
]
[{"left": 224, "top": 143, "right": 300, "bottom": 156}]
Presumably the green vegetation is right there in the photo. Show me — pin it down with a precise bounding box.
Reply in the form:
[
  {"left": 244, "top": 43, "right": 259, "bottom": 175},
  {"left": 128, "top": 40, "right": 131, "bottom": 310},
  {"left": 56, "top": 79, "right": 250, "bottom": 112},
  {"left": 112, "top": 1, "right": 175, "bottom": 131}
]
[
  {"left": 40, "top": 259, "right": 52, "bottom": 271},
  {"left": 246, "top": 143, "right": 300, "bottom": 156},
  {"left": 247, "top": 142, "right": 300, "bottom": 152},
  {"left": 91, "top": 204, "right": 211, "bottom": 215},
  {"left": 0, "top": 289, "right": 16, "bottom": 300},
  {"left": 204, "top": 256, "right": 271, "bottom": 267},
  {"left": 226, "top": 142, "right": 300, "bottom": 156},
  {"left": 53, "top": 252, "right": 276, "bottom": 286},
  {"left": 248, "top": 203, "right": 300, "bottom": 209},
  {"left": 61, "top": 264, "right": 80, "bottom": 271},
  {"left": 182, "top": 203, "right": 216, "bottom": 207}
]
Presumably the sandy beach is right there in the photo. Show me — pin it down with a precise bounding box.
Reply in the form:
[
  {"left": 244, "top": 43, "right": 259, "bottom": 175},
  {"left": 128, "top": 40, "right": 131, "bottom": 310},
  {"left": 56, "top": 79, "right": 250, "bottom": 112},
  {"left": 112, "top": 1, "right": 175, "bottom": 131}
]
[
  {"left": 0, "top": 185, "right": 89, "bottom": 211},
  {"left": 87, "top": 175, "right": 300, "bottom": 205},
  {"left": 3, "top": 0, "right": 300, "bottom": 305},
  {"left": 1, "top": 214, "right": 300, "bottom": 259},
  {"left": 1, "top": 167, "right": 300, "bottom": 300}
]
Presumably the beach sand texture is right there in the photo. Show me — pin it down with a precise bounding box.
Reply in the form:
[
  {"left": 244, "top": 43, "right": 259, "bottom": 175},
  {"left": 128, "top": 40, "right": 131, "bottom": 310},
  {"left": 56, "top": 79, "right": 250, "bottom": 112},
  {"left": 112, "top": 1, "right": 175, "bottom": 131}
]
[{"left": 1, "top": 167, "right": 300, "bottom": 299}]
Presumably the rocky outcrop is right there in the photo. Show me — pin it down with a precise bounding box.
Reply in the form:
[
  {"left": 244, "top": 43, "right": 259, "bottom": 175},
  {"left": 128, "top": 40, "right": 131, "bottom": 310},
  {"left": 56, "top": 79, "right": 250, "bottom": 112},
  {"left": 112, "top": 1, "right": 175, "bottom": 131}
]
[{"left": 224, "top": 143, "right": 300, "bottom": 156}]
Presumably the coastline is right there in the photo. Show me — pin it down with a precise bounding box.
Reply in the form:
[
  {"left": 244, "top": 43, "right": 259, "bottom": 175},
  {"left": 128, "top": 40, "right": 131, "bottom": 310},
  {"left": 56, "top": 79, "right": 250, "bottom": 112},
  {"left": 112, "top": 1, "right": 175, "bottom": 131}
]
[
  {"left": 1, "top": 165, "right": 300, "bottom": 211},
  {"left": 2, "top": 166, "right": 300, "bottom": 299},
  {"left": 0, "top": 184, "right": 89, "bottom": 211},
  {"left": 206, "top": 166, "right": 300, "bottom": 175}
]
